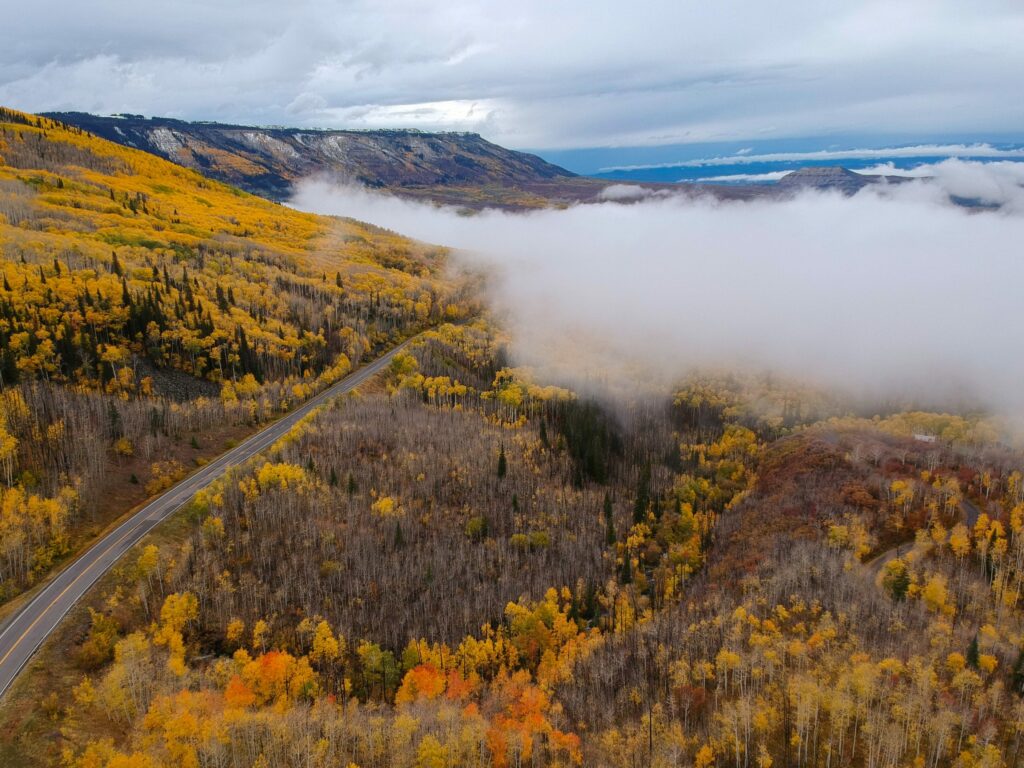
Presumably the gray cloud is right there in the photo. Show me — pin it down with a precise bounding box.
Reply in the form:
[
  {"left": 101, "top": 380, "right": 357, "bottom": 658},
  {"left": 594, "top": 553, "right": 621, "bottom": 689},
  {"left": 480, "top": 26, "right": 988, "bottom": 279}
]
[
  {"left": 2, "top": 1, "right": 1023, "bottom": 148},
  {"left": 289, "top": 167, "right": 1024, "bottom": 426}
]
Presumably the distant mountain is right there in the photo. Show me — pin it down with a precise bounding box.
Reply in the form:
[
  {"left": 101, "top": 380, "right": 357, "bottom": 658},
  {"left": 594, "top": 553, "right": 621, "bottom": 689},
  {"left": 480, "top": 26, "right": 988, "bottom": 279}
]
[
  {"left": 43, "top": 112, "right": 583, "bottom": 207},
  {"left": 36, "top": 113, "right": 927, "bottom": 208},
  {"left": 775, "top": 166, "right": 874, "bottom": 194},
  {"left": 774, "top": 165, "right": 913, "bottom": 195}
]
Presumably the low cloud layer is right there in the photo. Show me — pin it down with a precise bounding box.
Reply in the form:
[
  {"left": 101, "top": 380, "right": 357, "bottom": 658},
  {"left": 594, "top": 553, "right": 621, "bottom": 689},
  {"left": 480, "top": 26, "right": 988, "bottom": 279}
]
[
  {"left": 291, "top": 167, "right": 1024, "bottom": 422},
  {"left": 695, "top": 159, "right": 1024, "bottom": 195},
  {"left": 601, "top": 144, "right": 1024, "bottom": 172}
]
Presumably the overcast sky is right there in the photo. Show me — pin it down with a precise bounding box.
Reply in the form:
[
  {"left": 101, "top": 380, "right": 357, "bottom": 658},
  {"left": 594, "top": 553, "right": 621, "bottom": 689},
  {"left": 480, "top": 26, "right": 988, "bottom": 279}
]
[{"left": 3, "top": 0, "right": 1023, "bottom": 149}]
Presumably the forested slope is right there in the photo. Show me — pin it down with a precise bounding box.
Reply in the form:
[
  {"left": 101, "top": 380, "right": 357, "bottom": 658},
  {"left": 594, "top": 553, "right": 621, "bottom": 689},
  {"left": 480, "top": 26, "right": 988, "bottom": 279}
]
[
  {"left": 3, "top": 317, "right": 1019, "bottom": 768},
  {"left": 0, "top": 107, "right": 461, "bottom": 604}
]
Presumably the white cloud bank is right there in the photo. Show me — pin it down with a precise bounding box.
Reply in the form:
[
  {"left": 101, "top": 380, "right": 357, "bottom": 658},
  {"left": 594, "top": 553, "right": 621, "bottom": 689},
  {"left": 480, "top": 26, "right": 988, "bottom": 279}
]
[
  {"left": 290, "top": 165, "right": 1024, "bottom": 423},
  {"left": 692, "top": 159, "right": 1024, "bottom": 190},
  {"left": 601, "top": 144, "right": 1024, "bottom": 172},
  {"left": 691, "top": 171, "right": 793, "bottom": 184}
]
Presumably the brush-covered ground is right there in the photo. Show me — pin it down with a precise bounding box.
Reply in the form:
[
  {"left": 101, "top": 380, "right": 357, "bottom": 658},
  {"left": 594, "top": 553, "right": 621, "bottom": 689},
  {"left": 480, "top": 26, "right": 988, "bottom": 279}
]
[
  {"left": 0, "top": 107, "right": 467, "bottom": 609},
  {"left": 1, "top": 317, "right": 1020, "bottom": 768}
]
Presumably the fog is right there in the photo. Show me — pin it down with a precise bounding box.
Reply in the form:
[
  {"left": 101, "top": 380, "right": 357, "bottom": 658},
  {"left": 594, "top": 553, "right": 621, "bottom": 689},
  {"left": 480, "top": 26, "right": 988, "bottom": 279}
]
[{"left": 290, "top": 165, "right": 1024, "bottom": 422}]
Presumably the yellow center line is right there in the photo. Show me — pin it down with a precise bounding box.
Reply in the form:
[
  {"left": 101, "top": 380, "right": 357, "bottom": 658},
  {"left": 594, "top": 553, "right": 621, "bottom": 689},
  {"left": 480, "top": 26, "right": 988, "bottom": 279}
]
[
  {"left": 1, "top": 395, "right": 286, "bottom": 667},
  {"left": 0, "top": 341, "right": 405, "bottom": 680},
  {"left": 0, "top": 512, "right": 151, "bottom": 669},
  {"left": 1, "top": 451, "right": 246, "bottom": 668}
]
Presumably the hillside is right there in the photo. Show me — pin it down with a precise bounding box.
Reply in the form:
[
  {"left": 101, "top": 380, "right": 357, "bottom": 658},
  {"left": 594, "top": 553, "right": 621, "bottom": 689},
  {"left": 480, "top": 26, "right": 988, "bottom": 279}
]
[
  {"left": 0, "top": 106, "right": 462, "bottom": 605},
  {"left": 0, "top": 106, "right": 461, "bottom": 391},
  {"left": 3, "top": 318, "right": 1022, "bottom": 768},
  {"left": 43, "top": 112, "right": 592, "bottom": 208}
]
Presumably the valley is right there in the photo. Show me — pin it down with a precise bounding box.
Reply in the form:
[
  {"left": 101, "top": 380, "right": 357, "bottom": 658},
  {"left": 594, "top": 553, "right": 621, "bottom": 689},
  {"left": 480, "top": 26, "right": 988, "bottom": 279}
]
[{"left": 0, "top": 104, "right": 1021, "bottom": 768}]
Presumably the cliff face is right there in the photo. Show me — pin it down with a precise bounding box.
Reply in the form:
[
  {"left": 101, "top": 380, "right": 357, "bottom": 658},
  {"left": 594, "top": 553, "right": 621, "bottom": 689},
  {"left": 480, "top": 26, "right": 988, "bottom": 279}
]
[{"left": 43, "top": 112, "right": 576, "bottom": 202}]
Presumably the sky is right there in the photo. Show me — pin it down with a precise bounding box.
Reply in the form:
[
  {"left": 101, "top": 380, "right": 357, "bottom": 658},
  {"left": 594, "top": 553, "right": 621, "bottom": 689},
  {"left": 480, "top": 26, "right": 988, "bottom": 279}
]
[{"left": 2, "top": 0, "right": 1024, "bottom": 154}]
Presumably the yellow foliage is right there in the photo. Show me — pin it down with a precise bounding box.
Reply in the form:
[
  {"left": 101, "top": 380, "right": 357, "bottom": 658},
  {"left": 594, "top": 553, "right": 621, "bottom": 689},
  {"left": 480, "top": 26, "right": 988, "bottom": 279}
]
[
  {"left": 225, "top": 618, "right": 245, "bottom": 646},
  {"left": 310, "top": 621, "right": 341, "bottom": 665},
  {"left": 372, "top": 495, "right": 400, "bottom": 517},
  {"left": 921, "top": 574, "right": 951, "bottom": 615},
  {"left": 0, "top": 108, "right": 450, "bottom": 400},
  {"left": 253, "top": 462, "right": 307, "bottom": 491}
]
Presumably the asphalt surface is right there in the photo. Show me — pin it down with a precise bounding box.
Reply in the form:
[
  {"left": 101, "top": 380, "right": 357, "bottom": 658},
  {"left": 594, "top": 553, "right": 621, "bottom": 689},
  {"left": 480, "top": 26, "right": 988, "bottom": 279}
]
[
  {"left": 0, "top": 340, "right": 409, "bottom": 700},
  {"left": 865, "top": 498, "right": 984, "bottom": 579}
]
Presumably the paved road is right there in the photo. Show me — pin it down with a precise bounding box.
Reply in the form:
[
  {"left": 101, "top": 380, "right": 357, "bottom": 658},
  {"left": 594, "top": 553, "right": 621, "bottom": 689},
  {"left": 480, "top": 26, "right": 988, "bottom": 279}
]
[
  {"left": 0, "top": 340, "right": 410, "bottom": 699},
  {"left": 865, "top": 498, "right": 983, "bottom": 579},
  {"left": 961, "top": 497, "right": 982, "bottom": 528}
]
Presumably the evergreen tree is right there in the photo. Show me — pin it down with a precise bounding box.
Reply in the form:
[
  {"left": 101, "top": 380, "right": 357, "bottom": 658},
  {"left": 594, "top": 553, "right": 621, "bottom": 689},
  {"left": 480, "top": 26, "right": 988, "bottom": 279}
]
[
  {"left": 633, "top": 462, "right": 651, "bottom": 524},
  {"left": 886, "top": 563, "right": 910, "bottom": 601},
  {"left": 107, "top": 401, "right": 123, "bottom": 438},
  {"left": 604, "top": 493, "right": 616, "bottom": 546},
  {"left": 1013, "top": 650, "right": 1024, "bottom": 695},
  {"left": 967, "top": 635, "right": 980, "bottom": 669},
  {"left": 619, "top": 549, "right": 632, "bottom": 583}
]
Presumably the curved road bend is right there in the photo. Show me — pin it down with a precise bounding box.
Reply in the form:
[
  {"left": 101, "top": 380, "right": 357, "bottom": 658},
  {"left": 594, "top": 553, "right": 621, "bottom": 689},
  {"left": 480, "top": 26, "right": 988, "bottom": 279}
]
[
  {"left": 0, "top": 339, "right": 411, "bottom": 699},
  {"left": 865, "top": 498, "right": 984, "bottom": 579}
]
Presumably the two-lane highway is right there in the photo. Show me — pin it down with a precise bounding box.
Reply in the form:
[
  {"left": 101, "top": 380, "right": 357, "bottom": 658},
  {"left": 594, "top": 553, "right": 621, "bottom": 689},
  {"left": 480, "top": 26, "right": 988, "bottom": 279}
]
[{"left": 0, "top": 339, "right": 410, "bottom": 699}]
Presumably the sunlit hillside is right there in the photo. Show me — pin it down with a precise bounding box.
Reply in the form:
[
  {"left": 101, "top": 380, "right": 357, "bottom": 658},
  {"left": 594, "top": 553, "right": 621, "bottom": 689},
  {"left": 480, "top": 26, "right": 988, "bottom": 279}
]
[
  {"left": 0, "top": 107, "right": 463, "bottom": 605},
  {"left": 0, "top": 107, "right": 457, "bottom": 390}
]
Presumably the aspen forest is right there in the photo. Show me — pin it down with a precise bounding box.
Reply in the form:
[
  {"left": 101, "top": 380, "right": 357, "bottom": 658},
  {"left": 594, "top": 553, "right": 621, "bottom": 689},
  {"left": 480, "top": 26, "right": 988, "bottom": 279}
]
[
  {"left": 0, "top": 312, "right": 1021, "bottom": 767},
  {"left": 0, "top": 108, "right": 462, "bottom": 604},
  {"left": 1, "top": 110, "right": 1023, "bottom": 768}
]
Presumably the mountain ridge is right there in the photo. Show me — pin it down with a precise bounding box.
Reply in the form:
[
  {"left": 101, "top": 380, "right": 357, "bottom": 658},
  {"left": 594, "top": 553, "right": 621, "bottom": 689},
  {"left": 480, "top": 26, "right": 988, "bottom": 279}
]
[
  {"left": 42, "top": 111, "right": 578, "bottom": 205},
  {"left": 36, "top": 111, "right": 924, "bottom": 208}
]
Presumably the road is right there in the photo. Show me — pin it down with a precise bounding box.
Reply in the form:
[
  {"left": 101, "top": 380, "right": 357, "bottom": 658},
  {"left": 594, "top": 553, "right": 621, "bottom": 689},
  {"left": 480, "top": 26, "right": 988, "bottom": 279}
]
[
  {"left": 0, "top": 339, "right": 409, "bottom": 700},
  {"left": 865, "top": 498, "right": 984, "bottom": 579}
]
